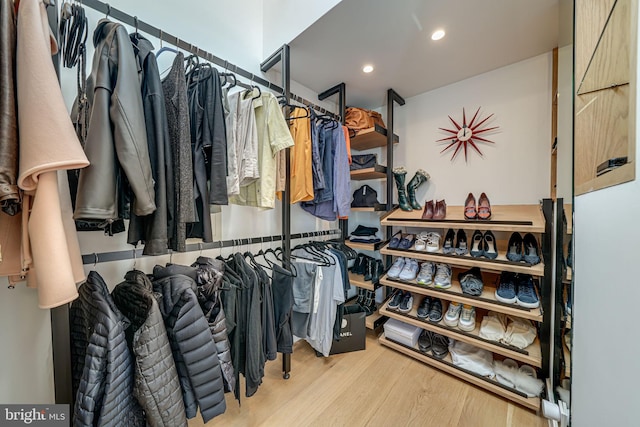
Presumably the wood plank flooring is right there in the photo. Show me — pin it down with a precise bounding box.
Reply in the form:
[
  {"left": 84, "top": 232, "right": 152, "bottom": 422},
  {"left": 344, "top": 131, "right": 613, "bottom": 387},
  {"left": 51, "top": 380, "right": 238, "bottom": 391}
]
[{"left": 189, "top": 331, "right": 547, "bottom": 427}]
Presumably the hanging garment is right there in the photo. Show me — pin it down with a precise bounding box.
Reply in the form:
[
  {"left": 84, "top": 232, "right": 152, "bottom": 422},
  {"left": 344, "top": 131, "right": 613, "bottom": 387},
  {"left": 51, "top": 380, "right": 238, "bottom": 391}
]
[
  {"left": 224, "top": 253, "right": 265, "bottom": 398},
  {"left": 253, "top": 262, "right": 277, "bottom": 361},
  {"left": 74, "top": 19, "right": 155, "bottom": 222},
  {"left": 227, "top": 89, "right": 259, "bottom": 193},
  {"left": 301, "top": 122, "right": 350, "bottom": 221},
  {"left": 190, "top": 256, "right": 236, "bottom": 396},
  {"left": 186, "top": 65, "right": 228, "bottom": 206},
  {"left": 128, "top": 34, "right": 174, "bottom": 255},
  {"left": 111, "top": 270, "right": 187, "bottom": 427},
  {"left": 162, "top": 52, "right": 195, "bottom": 252},
  {"left": 0, "top": 0, "right": 19, "bottom": 214},
  {"left": 15, "top": 0, "right": 89, "bottom": 307},
  {"left": 152, "top": 264, "right": 227, "bottom": 422},
  {"left": 70, "top": 271, "right": 144, "bottom": 427},
  {"left": 230, "top": 91, "right": 294, "bottom": 209},
  {"left": 278, "top": 106, "right": 313, "bottom": 204},
  {"left": 271, "top": 263, "right": 294, "bottom": 354},
  {"left": 310, "top": 111, "right": 325, "bottom": 192},
  {"left": 222, "top": 87, "right": 239, "bottom": 196},
  {"left": 290, "top": 260, "right": 317, "bottom": 339},
  {"left": 342, "top": 125, "right": 352, "bottom": 165}
]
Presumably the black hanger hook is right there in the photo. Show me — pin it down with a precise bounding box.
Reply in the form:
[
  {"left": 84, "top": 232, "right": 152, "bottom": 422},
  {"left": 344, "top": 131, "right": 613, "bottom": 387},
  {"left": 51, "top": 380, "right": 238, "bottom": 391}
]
[{"left": 105, "top": 3, "right": 111, "bottom": 18}]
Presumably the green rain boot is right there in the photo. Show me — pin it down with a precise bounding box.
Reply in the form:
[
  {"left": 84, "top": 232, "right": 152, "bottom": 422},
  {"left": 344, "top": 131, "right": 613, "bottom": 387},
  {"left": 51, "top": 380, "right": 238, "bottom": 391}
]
[
  {"left": 406, "top": 169, "right": 430, "bottom": 210},
  {"left": 393, "top": 167, "right": 412, "bottom": 211}
]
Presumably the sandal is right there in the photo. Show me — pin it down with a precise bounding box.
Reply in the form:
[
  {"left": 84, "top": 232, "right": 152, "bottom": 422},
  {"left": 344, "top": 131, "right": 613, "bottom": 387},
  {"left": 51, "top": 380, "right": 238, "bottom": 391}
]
[
  {"left": 464, "top": 193, "right": 477, "bottom": 219},
  {"left": 478, "top": 192, "right": 492, "bottom": 220}
]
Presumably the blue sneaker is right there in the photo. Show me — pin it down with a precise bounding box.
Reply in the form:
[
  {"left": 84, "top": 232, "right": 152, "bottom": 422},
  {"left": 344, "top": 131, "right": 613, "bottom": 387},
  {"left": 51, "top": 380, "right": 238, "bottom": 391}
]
[
  {"left": 516, "top": 275, "right": 540, "bottom": 308},
  {"left": 495, "top": 272, "right": 517, "bottom": 304}
]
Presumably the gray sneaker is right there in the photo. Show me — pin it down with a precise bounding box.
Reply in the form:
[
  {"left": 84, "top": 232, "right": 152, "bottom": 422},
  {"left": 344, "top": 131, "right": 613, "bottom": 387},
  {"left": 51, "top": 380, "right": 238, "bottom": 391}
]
[{"left": 434, "top": 264, "right": 452, "bottom": 289}]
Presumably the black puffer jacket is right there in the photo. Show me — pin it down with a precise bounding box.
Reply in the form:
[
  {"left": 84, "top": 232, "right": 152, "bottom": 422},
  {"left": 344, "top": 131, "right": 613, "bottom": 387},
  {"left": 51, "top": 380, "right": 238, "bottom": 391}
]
[
  {"left": 191, "top": 257, "right": 236, "bottom": 395},
  {"left": 152, "top": 264, "right": 226, "bottom": 423},
  {"left": 111, "top": 270, "right": 187, "bottom": 427},
  {"left": 70, "top": 271, "right": 144, "bottom": 427}
]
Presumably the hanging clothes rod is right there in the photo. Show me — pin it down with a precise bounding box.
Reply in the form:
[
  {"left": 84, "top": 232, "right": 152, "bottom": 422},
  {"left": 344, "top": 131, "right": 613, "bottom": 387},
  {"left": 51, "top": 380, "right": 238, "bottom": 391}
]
[
  {"left": 81, "top": 229, "right": 341, "bottom": 265},
  {"left": 79, "top": 0, "right": 338, "bottom": 120}
]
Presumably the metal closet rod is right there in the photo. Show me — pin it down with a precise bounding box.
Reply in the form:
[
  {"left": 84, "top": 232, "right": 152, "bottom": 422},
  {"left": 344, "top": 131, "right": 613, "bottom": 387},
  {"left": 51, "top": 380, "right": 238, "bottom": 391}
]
[
  {"left": 80, "top": 0, "right": 337, "bottom": 120},
  {"left": 81, "top": 229, "right": 342, "bottom": 265}
]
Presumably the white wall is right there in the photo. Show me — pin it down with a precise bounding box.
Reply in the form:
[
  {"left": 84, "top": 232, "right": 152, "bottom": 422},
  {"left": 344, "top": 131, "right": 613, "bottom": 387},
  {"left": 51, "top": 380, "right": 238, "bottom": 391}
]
[
  {"left": 571, "top": 15, "right": 640, "bottom": 427},
  {"left": 262, "top": 0, "right": 342, "bottom": 57},
  {"left": 393, "top": 53, "right": 553, "bottom": 206},
  {"left": 1, "top": 0, "right": 340, "bottom": 405}
]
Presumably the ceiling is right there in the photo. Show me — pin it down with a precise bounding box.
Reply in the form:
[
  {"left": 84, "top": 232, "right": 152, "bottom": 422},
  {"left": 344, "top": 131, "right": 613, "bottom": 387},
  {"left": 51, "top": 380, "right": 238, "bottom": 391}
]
[{"left": 289, "top": 0, "right": 560, "bottom": 108}]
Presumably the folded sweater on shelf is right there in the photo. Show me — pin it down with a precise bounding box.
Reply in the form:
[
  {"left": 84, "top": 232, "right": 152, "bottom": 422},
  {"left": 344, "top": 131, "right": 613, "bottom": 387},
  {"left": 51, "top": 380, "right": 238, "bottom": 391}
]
[
  {"left": 479, "top": 312, "right": 537, "bottom": 350},
  {"left": 448, "top": 340, "right": 495, "bottom": 378}
]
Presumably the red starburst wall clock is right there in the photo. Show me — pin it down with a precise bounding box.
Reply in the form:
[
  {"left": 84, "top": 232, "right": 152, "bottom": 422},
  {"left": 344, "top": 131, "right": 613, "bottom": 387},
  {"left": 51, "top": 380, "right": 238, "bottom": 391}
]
[{"left": 437, "top": 107, "right": 499, "bottom": 162}]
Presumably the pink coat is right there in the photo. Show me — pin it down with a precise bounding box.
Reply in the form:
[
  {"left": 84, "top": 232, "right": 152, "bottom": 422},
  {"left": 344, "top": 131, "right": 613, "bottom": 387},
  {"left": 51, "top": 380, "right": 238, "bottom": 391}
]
[{"left": 13, "top": 0, "right": 89, "bottom": 308}]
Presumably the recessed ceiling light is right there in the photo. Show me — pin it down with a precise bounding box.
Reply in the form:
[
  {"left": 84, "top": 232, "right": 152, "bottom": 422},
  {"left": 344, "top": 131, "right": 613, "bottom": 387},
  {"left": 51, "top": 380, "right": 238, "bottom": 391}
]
[
  {"left": 362, "top": 65, "right": 374, "bottom": 73},
  {"left": 431, "top": 29, "right": 445, "bottom": 41}
]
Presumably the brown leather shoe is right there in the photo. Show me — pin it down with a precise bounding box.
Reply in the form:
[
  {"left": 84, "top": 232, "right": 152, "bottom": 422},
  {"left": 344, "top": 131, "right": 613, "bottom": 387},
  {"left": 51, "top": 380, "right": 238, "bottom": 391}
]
[
  {"left": 422, "top": 200, "right": 434, "bottom": 219},
  {"left": 464, "top": 193, "right": 477, "bottom": 219},
  {"left": 433, "top": 199, "right": 447, "bottom": 220},
  {"left": 478, "top": 192, "right": 492, "bottom": 220}
]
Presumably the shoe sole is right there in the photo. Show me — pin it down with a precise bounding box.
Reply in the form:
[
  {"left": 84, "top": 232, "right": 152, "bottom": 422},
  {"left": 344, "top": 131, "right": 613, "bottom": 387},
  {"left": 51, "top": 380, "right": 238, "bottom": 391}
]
[
  {"left": 434, "top": 283, "right": 452, "bottom": 289},
  {"left": 416, "top": 313, "right": 429, "bottom": 319},
  {"left": 399, "top": 275, "right": 418, "bottom": 281},
  {"left": 458, "top": 323, "right": 476, "bottom": 332},
  {"left": 416, "top": 279, "right": 433, "bottom": 285},
  {"left": 431, "top": 350, "right": 448, "bottom": 359},
  {"left": 516, "top": 298, "right": 540, "bottom": 309},
  {"left": 443, "top": 247, "right": 454, "bottom": 254},
  {"left": 426, "top": 247, "right": 439, "bottom": 253},
  {"left": 418, "top": 345, "right": 431, "bottom": 353},
  {"left": 495, "top": 292, "right": 517, "bottom": 304},
  {"left": 428, "top": 315, "right": 443, "bottom": 323},
  {"left": 443, "top": 318, "right": 459, "bottom": 327}
]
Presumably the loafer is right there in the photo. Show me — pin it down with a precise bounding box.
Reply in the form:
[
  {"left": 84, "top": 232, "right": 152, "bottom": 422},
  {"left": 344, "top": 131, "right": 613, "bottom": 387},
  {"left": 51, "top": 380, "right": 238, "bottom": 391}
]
[
  {"left": 398, "top": 234, "right": 415, "bottom": 250},
  {"left": 507, "top": 232, "right": 523, "bottom": 262},
  {"left": 470, "top": 230, "right": 484, "bottom": 258},
  {"left": 523, "top": 233, "right": 541, "bottom": 265},
  {"left": 388, "top": 233, "right": 402, "bottom": 249}
]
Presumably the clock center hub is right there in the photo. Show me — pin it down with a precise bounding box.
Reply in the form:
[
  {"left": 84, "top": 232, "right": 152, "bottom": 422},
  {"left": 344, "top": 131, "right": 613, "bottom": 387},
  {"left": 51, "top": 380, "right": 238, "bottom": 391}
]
[{"left": 457, "top": 126, "right": 473, "bottom": 142}]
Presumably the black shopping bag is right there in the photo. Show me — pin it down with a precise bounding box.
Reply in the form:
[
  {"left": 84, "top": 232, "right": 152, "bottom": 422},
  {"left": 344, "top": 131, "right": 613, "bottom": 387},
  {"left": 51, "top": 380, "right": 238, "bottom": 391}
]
[{"left": 329, "top": 311, "right": 366, "bottom": 355}]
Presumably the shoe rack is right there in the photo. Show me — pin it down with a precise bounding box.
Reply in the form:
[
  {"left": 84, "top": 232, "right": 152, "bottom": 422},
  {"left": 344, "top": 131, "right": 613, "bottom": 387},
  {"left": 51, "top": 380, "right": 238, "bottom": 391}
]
[
  {"left": 376, "top": 200, "right": 554, "bottom": 411},
  {"left": 342, "top": 89, "right": 405, "bottom": 330}
]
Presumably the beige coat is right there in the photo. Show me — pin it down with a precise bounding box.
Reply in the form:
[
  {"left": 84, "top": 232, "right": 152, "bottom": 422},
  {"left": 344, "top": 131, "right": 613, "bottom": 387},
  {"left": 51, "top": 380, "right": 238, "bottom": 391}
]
[{"left": 12, "top": 0, "right": 89, "bottom": 308}]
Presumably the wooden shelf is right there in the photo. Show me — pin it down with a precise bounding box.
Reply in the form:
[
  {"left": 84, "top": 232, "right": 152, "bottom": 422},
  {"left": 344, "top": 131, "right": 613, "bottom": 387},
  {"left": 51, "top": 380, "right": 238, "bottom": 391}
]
[
  {"left": 350, "top": 203, "right": 388, "bottom": 212},
  {"left": 349, "top": 272, "right": 375, "bottom": 291},
  {"left": 381, "top": 205, "right": 546, "bottom": 233},
  {"left": 350, "top": 124, "right": 400, "bottom": 151},
  {"left": 350, "top": 165, "right": 388, "bottom": 180},
  {"left": 346, "top": 241, "right": 384, "bottom": 251},
  {"left": 380, "top": 300, "right": 542, "bottom": 368},
  {"left": 366, "top": 310, "right": 385, "bottom": 330},
  {"left": 379, "top": 273, "right": 543, "bottom": 322},
  {"left": 380, "top": 246, "right": 545, "bottom": 277},
  {"left": 379, "top": 334, "right": 541, "bottom": 411}
]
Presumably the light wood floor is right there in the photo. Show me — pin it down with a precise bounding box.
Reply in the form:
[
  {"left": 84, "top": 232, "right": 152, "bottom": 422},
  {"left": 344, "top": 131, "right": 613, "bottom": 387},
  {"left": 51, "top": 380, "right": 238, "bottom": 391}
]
[{"left": 189, "top": 331, "right": 547, "bottom": 427}]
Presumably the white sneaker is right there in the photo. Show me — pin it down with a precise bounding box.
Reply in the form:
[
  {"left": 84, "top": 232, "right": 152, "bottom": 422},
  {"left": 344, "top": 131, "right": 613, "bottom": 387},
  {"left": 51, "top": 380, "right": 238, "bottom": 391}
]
[
  {"left": 399, "top": 259, "right": 419, "bottom": 281},
  {"left": 425, "top": 232, "right": 441, "bottom": 253},
  {"left": 458, "top": 305, "right": 476, "bottom": 332},
  {"left": 416, "top": 262, "right": 436, "bottom": 285},
  {"left": 443, "top": 301, "right": 462, "bottom": 327},
  {"left": 387, "top": 258, "right": 405, "bottom": 278},
  {"left": 434, "top": 263, "right": 452, "bottom": 289}
]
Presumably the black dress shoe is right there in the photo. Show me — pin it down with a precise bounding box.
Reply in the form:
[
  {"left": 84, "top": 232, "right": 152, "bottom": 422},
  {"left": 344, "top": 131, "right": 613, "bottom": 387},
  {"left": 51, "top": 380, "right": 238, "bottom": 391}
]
[
  {"left": 523, "top": 233, "right": 541, "bottom": 265},
  {"left": 470, "top": 230, "right": 484, "bottom": 258},
  {"left": 483, "top": 231, "right": 498, "bottom": 259},
  {"left": 507, "top": 232, "right": 523, "bottom": 262},
  {"left": 455, "top": 229, "right": 468, "bottom": 255},
  {"left": 443, "top": 229, "right": 455, "bottom": 254}
]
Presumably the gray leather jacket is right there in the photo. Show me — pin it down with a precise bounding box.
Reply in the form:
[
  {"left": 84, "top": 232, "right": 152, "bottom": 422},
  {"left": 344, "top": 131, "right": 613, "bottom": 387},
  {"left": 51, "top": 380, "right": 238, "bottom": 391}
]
[{"left": 74, "top": 19, "right": 156, "bottom": 221}]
